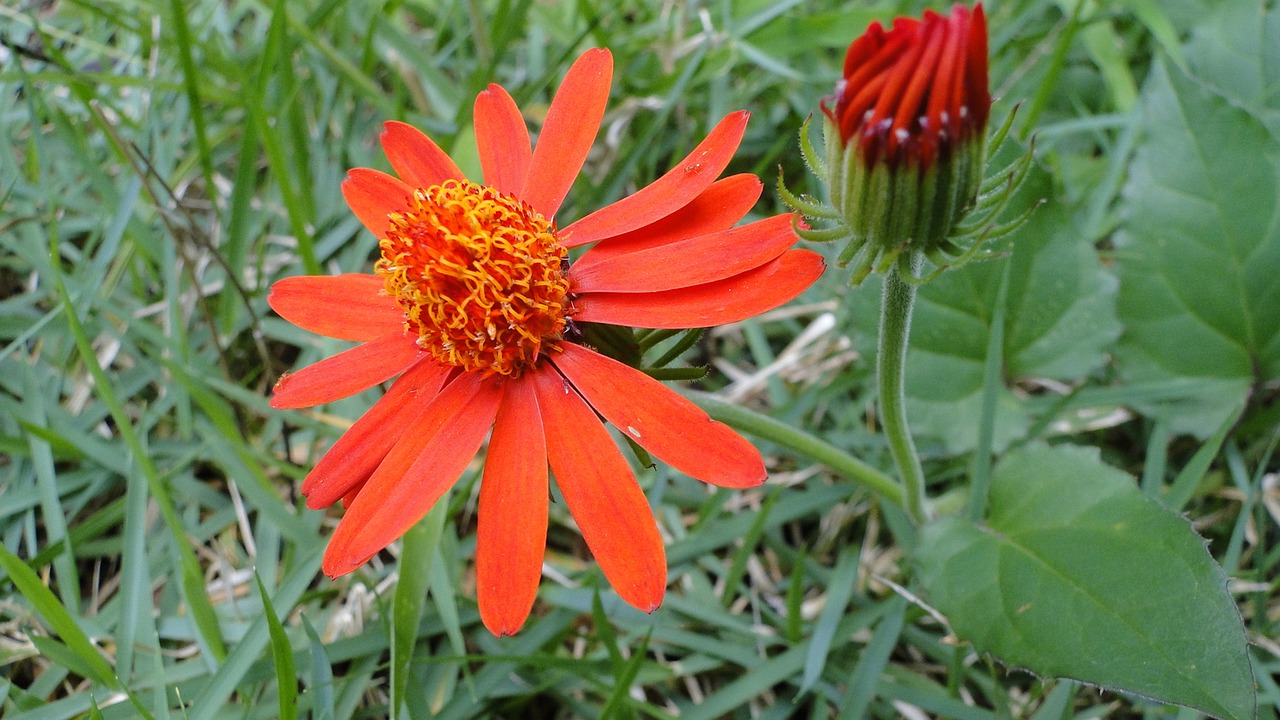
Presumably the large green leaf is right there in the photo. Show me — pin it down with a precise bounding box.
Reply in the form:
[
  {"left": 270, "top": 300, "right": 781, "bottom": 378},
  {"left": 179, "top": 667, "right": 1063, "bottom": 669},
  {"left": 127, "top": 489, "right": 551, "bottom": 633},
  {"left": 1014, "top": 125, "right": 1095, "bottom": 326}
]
[
  {"left": 915, "top": 444, "right": 1254, "bottom": 720},
  {"left": 1183, "top": 1, "right": 1280, "bottom": 133},
  {"left": 847, "top": 188, "right": 1120, "bottom": 454},
  {"left": 1114, "top": 58, "right": 1280, "bottom": 436}
]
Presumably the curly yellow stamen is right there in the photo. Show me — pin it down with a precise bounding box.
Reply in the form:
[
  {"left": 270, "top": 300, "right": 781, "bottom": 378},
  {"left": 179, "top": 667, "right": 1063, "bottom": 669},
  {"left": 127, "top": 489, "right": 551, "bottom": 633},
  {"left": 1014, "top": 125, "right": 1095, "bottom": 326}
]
[{"left": 376, "top": 179, "right": 570, "bottom": 377}]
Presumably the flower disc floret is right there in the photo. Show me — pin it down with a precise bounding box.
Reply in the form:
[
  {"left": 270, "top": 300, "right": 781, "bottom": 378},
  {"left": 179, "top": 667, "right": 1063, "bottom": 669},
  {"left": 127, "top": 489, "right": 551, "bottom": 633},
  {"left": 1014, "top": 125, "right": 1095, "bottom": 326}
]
[{"left": 376, "top": 179, "right": 570, "bottom": 377}]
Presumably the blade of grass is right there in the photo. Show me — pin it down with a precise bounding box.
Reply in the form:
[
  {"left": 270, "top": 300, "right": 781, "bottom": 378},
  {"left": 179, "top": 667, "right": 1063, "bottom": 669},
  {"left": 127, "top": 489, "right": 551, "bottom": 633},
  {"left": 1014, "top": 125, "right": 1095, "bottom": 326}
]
[
  {"left": 799, "top": 545, "right": 861, "bottom": 696},
  {"left": 1030, "top": 680, "right": 1078, "bottom": 720},
  {"left": 243, "top": 0, "right": 318, "bottom": 274},
  {"left": 967, "top": 259, "right": 1011, "bottom": 521},
  {"left": 0, "top": 545, "right": 117, "bottom": 688},
  {"left": 784, "top": 550, "right": 808, "bottom": 644},
  {"left": 20, "top": 364, "right": 80, "bottom": 612},
  {"left": 879, "top": 669, "right": 1000, "bottom": 720},
  {"left": 590, "top": 589, "right": 629, "bottom": 710},
  {"left": 600, "top": 626, "right": 651, "bottom": 720},
  {"left": 47, "top": 227, "right": 228, "bottom": 664},
  {"left": 1020, "top": 0, "right": 1085, "bottom": 138},
  {"left": 166, "top": 0, "right": 216, "bottom": 204},
  {"left": 1220, "top": 442, "right": 1256, "bottom": 575},
  {"left": 186, "top": 545, "right": 322, "bottom": 720},
  {"left": 302, "top": 616, "right": 336, "bottom": 720},
  {"left": 681, "top": 643, "right": 809, "bottom": 720},
  {"left": 282, "top": 8, "right": 398, "bottom": 118},
  {"left": 256, "top": 574, "right": 299, "bottom": 720},
  {"left": 837, "top": 596, "right": 906, "bottom": 719},
  {"left": 433, "top": 611, "right": 578, "bottom": 720},
  {"left": 721, "top": 488, "right": 779, "bottom": 608},
  {"left": 115, "top": 411, "right": 152, "bottom": 685},
  {"left": 426, "top": 539, "right": 469, "bottom": 696},
  {"left": 671, "top": 484, "right": 857, "bottom": 566},
  {"left": 1165, "top": 404, "right": 1243, "bottom": 512},
  {"left": 1140, "top": 412, "right": 1171, "bottom": 495},
  {"left": 391, "top": 496, "right": 448, "bottom": 720}
]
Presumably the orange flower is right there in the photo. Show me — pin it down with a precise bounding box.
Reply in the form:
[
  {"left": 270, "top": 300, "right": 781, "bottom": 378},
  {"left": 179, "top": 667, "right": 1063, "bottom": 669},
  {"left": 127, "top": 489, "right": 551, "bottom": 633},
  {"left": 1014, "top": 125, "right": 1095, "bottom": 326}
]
[{"left": 269, "top": 48, "right": 824, "bottom": 636}]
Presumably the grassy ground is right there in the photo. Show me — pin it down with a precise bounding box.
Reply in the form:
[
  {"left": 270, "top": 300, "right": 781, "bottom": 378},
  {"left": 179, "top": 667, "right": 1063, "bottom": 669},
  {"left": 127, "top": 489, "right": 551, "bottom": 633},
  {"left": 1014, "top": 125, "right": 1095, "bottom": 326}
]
[{"left": 2, "top": 0, "right": 1278, "bottom": 718}]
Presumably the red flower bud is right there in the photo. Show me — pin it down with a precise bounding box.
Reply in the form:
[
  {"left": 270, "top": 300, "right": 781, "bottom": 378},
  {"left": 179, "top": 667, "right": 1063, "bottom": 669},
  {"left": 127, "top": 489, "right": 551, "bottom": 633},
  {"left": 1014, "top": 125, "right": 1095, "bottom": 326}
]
[{"left": 783, "top": 4, "right": 1021, "bottom": 285}]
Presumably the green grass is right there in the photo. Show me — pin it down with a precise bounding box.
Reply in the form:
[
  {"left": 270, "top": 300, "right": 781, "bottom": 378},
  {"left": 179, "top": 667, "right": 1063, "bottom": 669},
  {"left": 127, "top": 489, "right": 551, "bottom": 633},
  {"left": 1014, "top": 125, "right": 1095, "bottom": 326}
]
[{"left": 2, "top": 0, "right": 1278, "bottom": 718}]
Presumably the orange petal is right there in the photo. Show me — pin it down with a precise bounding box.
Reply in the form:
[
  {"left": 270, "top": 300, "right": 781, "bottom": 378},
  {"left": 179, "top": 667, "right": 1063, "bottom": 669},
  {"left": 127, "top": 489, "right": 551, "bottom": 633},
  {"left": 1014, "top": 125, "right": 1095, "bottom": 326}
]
[
  {"left": 531, "top": 364, "right": 666, "bottom": 613},
  {"left": 925, "top": 10, "right": 965, "bottom": 160},
  {"left": 869, "top": 16, "right": 932, "bottom": 158},
  {"left": 551, "top": 343, "right": 765, "bottom": 488},
  {"left": 570, "top": 214, "right": 797, "bottom": 294},
  {"left": 341, "top": 168, "right": 413, "bottom": 239},
  {"left": 889, "top": 14, "right": 947, "bottom": 143},
  {"left": 380, "top": 121, "right": 464, "bottom": 188},
  {"left": 301, "top": 358, "right": 452, "bottom": 508},
  {"left": 572, "top": 248, "right": 826, "bottom": 328},
  {"left": 270, "top": 334, "right": 425, "bottom": 409},
  {"left": 476, "top": 379, "right": 548, "bottom": 636},
  {"left": 520, "top": 48, "right": 612, "bottom": 218},
  {"left": 965, "top": 5, "right": 991, "bottom": 129},
  {"left": 474, "top": 84, "right": 532, "bottom": 195},
  {"left": 571, "top": 174, "right": 762, "bottom": 268},
  {"left": 340, "top": 479, "right": 366, "bottom": 509},
  {"left": 268, "top": 274, "right": 403, "bottom": 341},
  {"left": 558, "top": 111, "right": 749, "bottom": 248},
  {"left": 322, "top": 373, "right": 504, "bottom": 577}
]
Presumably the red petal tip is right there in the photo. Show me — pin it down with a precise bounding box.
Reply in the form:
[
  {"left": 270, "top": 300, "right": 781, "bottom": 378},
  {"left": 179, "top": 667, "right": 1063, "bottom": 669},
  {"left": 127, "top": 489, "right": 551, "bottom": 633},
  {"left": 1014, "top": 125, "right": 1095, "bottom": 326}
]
[
  {"left": 482, "top": 616, "right": 527, "bottom": 638},
  {"left": 268, "top": 373, "right": 292, "bottom": 408}
]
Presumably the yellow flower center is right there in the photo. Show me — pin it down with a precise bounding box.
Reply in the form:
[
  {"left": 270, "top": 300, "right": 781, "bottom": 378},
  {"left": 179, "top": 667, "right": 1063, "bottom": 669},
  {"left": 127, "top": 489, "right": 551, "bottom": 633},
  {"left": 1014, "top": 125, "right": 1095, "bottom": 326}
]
[{"left": 375, "top": 179, "right": 570, "bottom": 378}]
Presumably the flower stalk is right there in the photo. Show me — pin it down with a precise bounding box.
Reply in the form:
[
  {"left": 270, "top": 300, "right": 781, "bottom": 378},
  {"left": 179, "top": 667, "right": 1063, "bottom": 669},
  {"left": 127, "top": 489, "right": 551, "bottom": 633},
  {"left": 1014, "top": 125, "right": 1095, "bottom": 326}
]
[
  {"left": 877, "top": 254, "right": 927, "bottom": 523},
  {"left": 689, "top": 391, "right": 904, "bottom": 506}
]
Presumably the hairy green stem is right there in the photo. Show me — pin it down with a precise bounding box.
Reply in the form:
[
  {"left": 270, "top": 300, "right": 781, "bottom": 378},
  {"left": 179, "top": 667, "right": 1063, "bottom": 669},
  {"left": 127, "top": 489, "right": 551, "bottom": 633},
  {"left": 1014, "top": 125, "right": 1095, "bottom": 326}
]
[
  {"left": 879, "top": 257, "right": 927, "bottom": 523},
  {"left": 688, "top": 391, "right": 904, "bottom": 507}
]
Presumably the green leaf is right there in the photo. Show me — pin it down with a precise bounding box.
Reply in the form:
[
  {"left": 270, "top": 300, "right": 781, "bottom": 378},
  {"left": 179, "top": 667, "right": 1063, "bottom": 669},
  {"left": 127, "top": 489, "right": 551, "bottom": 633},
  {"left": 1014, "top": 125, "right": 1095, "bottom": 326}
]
[
  {"left": 1115, "top": 59, "right": 1280, "bottom": 436},
  {"left": 1182, "top": 1, "right": 1280, "bottom": 131},
  {"left": 914, "top": 444, "right": 1255, "bottom": 720}
]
